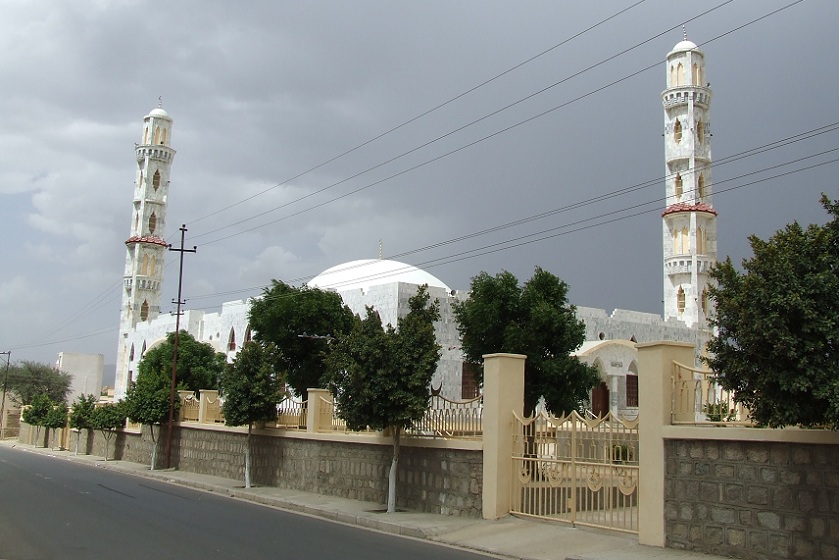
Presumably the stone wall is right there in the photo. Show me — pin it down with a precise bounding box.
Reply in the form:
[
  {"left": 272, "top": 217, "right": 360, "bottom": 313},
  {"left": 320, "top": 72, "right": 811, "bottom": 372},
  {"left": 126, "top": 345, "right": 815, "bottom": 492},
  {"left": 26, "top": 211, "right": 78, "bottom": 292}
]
[
  {"left": 19, "top": 422, "right": 482, "bottom": 518},
  {"left": 665, "top": 439, "right": 839, "bottom": 560}
]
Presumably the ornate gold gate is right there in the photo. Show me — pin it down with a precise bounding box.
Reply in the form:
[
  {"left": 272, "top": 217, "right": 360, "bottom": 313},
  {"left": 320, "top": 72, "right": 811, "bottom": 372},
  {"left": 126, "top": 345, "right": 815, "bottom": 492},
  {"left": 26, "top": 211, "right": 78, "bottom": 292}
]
[{"left": 510, "top": 410, "right": 639, "bottom": 534}]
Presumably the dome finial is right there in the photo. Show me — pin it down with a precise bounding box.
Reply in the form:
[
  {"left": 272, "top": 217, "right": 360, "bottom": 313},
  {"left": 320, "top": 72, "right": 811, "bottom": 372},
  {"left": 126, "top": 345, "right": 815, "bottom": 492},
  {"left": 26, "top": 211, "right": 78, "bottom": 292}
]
[
  {"left": 379, "top": 239, "right": 383, "bottom": 260},
  {"left": 158, "top": 96, "right": 163, "bottom": 109},
  {"left": 682, "top": 25, "right": 687, "bottom": 41}
]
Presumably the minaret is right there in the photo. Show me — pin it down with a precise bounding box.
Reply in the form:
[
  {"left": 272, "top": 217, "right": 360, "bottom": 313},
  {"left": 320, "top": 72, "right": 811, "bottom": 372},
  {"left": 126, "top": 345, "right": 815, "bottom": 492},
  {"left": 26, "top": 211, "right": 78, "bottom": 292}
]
[
  {"left": 661, "top": 36, "right": 717, "bottom": 329},
  {"left": 114, "top": 105, "right": 176, "bottom": 397}
]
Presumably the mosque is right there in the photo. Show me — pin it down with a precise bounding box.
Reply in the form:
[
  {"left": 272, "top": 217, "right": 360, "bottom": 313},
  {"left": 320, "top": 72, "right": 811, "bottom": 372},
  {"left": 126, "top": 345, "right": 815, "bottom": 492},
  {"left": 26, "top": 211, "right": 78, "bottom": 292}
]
[{"left": 114, "top": 37, "right": 715, "bottom": 418}]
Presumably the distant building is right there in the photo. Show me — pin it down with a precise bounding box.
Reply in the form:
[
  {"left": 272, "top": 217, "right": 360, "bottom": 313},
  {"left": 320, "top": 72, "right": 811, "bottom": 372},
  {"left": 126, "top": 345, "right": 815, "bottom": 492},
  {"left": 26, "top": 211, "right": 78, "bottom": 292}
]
[{"left": 56, "top": 352, "right": 104, "bottom": 403}]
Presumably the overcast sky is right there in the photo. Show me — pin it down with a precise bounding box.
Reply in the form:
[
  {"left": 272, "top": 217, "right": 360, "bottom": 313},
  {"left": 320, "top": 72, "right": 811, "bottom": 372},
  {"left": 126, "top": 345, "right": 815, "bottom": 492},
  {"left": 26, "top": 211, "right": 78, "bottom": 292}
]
[{"left": 1, "top": 0, "right": 836, "bottom": 374}]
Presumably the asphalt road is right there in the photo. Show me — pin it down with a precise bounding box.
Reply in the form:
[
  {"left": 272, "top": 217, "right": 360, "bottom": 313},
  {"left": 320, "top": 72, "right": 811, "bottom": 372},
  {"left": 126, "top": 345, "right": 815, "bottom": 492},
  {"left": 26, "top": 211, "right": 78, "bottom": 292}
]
[{"left": 0, "top": 445, "right": 495, "bottom": 560}]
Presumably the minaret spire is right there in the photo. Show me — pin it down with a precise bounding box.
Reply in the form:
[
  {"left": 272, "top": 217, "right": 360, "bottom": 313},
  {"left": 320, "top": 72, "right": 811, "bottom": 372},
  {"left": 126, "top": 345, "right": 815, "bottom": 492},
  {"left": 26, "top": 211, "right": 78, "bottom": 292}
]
[
  {"left": 114, "top": 105, "right": 177, "bottom": 399},
  {"left": 661, "top": 36, "right": 717, "bottom": 329}
]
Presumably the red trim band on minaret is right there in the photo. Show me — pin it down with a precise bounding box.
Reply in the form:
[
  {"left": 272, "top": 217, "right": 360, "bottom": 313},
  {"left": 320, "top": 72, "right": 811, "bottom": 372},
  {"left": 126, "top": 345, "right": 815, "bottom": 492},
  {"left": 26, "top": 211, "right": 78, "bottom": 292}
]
[{"left": 662, "top": 202, "right": 718, "bottom": 217}]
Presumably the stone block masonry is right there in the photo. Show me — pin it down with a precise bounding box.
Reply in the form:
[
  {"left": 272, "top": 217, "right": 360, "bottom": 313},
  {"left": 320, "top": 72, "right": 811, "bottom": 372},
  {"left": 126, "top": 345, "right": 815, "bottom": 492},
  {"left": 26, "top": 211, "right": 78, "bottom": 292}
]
[
  {"left": 22, "top": 422, "right": 483, "bottom": 518},
  {"left": 665, "top": 439, "right": 839, "bottom": 560}
]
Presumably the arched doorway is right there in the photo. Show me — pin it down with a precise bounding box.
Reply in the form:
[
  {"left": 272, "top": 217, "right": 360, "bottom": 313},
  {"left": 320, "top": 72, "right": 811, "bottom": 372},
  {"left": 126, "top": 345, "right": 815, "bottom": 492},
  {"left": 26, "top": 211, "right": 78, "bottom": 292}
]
[{"left": 591, "top": 382, "right": 610, "bottom": 417}]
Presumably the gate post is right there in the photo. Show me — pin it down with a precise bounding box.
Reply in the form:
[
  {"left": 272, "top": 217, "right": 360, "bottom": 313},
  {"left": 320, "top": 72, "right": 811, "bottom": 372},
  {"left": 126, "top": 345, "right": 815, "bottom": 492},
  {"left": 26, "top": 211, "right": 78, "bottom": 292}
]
[
  {"left": 481, "top": 353, "right": 525, "bottom": 520},
  {"left": 636, "top": 341, "right": 695, "bottom": 546}
]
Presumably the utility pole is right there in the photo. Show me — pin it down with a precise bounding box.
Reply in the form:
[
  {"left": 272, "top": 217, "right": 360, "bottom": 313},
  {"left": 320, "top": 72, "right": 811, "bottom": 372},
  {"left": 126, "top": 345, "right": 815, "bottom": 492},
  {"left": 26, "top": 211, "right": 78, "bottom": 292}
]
[
  {"left": 0, "top": 351, "right": 10, "bottom": 440},
  {"left": 164, "top": 225, "right": 196, "bottom": 469}
]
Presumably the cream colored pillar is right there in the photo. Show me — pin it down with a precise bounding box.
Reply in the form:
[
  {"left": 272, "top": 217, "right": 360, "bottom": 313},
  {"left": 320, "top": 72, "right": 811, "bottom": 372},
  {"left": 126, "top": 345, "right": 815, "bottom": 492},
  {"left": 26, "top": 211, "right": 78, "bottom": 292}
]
[
  {"left": 636, "top": 341, "right": 695, "bottom": 546},
  {"left": 306, "top": 388, "right": 332, "bottom": 433},
  {"left": 481, "top": 353, "right": 526, "bottom": 520},
  {"left": 198, "top": 390, "right": 219, "bottom": 424}
]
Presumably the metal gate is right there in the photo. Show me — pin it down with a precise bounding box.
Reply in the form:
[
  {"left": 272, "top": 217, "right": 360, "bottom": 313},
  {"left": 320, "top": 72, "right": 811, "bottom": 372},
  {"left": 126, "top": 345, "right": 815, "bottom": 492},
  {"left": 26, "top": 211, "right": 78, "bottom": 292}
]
[{"left": 510, "top": 410, "right": 639, "bottom": 534}]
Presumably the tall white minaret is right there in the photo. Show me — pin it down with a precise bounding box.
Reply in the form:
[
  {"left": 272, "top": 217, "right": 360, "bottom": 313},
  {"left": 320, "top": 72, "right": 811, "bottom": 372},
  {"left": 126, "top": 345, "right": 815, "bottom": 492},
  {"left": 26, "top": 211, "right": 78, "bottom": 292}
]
[
  {"left": 114, "top": 105, "right": 176, "bottom": 397},
  {"left": 661, "top": 36, "right": 717, "bottom": 329}
]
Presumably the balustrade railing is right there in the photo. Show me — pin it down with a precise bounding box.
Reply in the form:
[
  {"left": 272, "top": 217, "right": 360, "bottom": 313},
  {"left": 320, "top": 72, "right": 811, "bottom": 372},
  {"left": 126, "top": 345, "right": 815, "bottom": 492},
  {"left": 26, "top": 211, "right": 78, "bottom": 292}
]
[{"left": 671, "top": 361, "right": 752, "bottom": 425}]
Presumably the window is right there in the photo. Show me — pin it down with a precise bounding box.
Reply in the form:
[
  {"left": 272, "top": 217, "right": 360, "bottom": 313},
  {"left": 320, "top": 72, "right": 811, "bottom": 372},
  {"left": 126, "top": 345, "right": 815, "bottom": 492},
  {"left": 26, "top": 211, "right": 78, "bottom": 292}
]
[
  {"left": 129, "top": 344, "right": 135, "bottom": 361},
  {"left": 245, "top": 325, "right": 252, "bottom": 343},
  {"left": 161, "top": 128, "right": 167, "bottom": 145},
  {"left": 228, "top": 328, "right": 236, "bottom": 351},
  {"left": 149, "top": 255, "right": 156, "bottom": 276},
  {"left": 670, "top": 65, "right": 675, "bottom": 87},
  {"left": 677, "top": 287, "right": 686, "bottom": 314},
  {"left": 153, "top": 170, "right": 161, "bottom": 190},
  {"left": 674, "top": 119, "right": 682, "bottom": 143},
  {"left": 675, "top": 173, "right": 683, "bottom": 197},
  {"left": 698, "top": 174, "right": 706, "bottom": 199},
  {"left": 153, "top": 126, "right": 161, "bottom": 145},
  {"left": 141, "top": 254, "right": 149, "bottom": 275},
  {"left": 692, "top": 63, "right": 699, "bottom": 85},
  {"left": 697, "top": 227, "right": 704, "bottom": 254},
  {"left": 701, "top": 288, "right": 709, "bottom": 315},
  {"left": 140, "top": 299, "right": 149, "bottom": 321},
  {"left": 677, "top": 62, "right": 684, "bottom": 86},
  {"left": 148, "top": 212, "right": 157, "bottom": 235},
  {"left": 461, "top": 362, "right": 480, "bottom": 399},
  {"left": 143, "top": 127, "right": 149, "bottom": 145},
  {"left": 626, "top": 374, "right": 639, "bottom": 407},
  {"left": 697, "top": 120, "right": 704, "bottom": 144}
]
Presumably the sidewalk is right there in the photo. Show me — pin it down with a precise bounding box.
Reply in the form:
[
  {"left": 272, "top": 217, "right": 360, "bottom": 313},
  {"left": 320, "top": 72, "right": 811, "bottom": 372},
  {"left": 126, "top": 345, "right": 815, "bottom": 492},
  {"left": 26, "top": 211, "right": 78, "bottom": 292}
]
[{"left": 1, "top": 440, "right": 728, "bottom": 560}]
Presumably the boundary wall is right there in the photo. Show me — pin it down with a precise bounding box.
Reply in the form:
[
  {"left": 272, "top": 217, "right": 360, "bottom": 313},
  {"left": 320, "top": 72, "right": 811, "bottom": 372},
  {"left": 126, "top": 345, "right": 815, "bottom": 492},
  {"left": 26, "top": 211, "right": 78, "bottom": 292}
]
[{"left": 638, "top": 341, "right": 839, "bottom": 560}]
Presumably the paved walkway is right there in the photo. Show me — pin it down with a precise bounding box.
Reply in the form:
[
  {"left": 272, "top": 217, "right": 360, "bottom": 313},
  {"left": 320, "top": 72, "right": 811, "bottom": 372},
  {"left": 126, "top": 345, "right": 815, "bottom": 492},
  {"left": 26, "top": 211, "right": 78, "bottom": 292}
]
[{"left": 1, "top": 440, "right": 728, "bottom": 560}]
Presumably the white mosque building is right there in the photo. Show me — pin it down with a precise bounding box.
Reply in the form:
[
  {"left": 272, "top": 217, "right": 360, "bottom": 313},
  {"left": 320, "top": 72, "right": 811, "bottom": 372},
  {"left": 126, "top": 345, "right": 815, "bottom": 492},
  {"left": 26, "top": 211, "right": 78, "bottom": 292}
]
[{"left": 114, "top": 38, "right": 716, "bottom": 417}]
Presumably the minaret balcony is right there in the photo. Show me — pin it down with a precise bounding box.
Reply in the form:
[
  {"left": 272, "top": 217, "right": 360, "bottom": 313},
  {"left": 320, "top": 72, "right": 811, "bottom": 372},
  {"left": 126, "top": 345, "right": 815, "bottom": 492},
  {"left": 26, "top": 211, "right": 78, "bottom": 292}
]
[
  {"left": 665, "top": 255, "right": 715, "bottom": 276},
  {"left": 124, "top": 277, "right": 160, "bottom": 291},
  {"left": 661, "top": 86, "right": 711, "bottom": 109},
  {"left": 135, "top": 145, "right": 176, "bottom": 163}
]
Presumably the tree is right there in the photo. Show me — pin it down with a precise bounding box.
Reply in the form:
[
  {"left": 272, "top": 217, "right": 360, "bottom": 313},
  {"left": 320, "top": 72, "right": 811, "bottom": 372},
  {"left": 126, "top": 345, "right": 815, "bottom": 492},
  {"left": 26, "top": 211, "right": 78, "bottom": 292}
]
[
  {"left": 249, "top": 280, "right": 355, "bottom": 399},
  {"left": 138, "top": 330, "right": 227, "bottom": 394},
  {"left": 69, "top": 394, "right": 98, "bottom": 455},
  {"left": 5, "top": 361, "right": 71, "bottom": 406},
  {"left": 452, "top": 267, "right": 600, "bottom": 416},
  {"left": 22, "top": 394, "right": 52, "bottom": 446},
  {"left": 326, "top": 286, "right": 441, "bottom": 513},
  {"left": 90, "top": 403, "right": 126, "bottom": 461},
  {"left": 123, "top": 367, "right": 177, "bottom": 470},
  {"left": 221, "top": 341, "right": 283, "bottom": 488},
  {"left": 707, "top": 194, "right": 839, "bottom": 428},
  {"left": 44, "top": 402, "right": 68, "bottom": 450}
]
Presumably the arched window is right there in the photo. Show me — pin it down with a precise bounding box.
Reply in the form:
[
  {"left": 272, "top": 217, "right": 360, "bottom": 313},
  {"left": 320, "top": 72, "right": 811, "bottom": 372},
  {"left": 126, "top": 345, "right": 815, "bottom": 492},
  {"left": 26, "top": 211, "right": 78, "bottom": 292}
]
[
  {"left": 697, "top": 120, "right": 704, "bottom": 145},
  {"left": 677, "top": 287, "right": 686, "bottom": 314},
  {"left": 134, "top": 211, "right": 140, "bottom": 232},
  {"left": 245, "top": 325, "right": 252, "bottom": 343},
  {"left": 141, "top": 254, "right": 149, "bottom": 275},
  {"left": 141, "top": 341, "right": 147, "bottom": 357},
  {"left": 129, "top": 344, "right": 135, "bottom": 361},
  {"left": 677, "top": 62, "right": 684, "bottom": 85},
  {"left": 669, "top": 65, "right": 675, "bottom": 87},
  {"left": 228, "top": 328, "right": 236, "bottom": 352},
  {"left": 675, "top": 173, "right": 683, "bottom": 197},
  {"left": 697, "top": 227, "right": 704, "bottom": 254},
  {"left": 674, "top": 120, "right": 682, "bottom": 143},
  {"left": 701, "top": 288, "right": 709, "bottom": 315},
  {"left": 153, "top": 170, "right": 161, "bottom": 190},
  {"left": 143, "top": 127, "right": 149, "bottom": 145},
  {"left": 153, "top": 126, "right": 161, "bottom": 145},
  {"left": 140, "top": 299, "right": 149, "bottom": 321},
  {"left": 681, "top": 227, "right": 690, "bottom": 254},
  {"left": 626, "top": 362, "right": 639, "bottom": 407},
  {"left": 161, "top": 128, "right": 168, "bottom": 145},
  {"left": 149, "top": 255, "right": 156, "bottom": 276},
  {"left": 148, "top": 212, "right": 157, "bottom": 235},
  {"left": 139, "top": 171, "right": 144, "bottom": 186},
  {"left": 692, "top": 63, "right": 699, "bottom": 85},
  {"left": 698, "top": 174, "right": 706, "bottom": 199}
]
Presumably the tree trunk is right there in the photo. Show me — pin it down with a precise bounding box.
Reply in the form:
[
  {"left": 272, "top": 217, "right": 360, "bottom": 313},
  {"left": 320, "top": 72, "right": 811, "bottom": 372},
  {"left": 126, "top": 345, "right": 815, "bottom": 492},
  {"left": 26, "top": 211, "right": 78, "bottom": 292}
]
[
  {"left": 387, "top": 426, "right": 401, "bottom": 513},
  {"left": 103, "top": 432, "right": 111, "bottom": 461},
  {"left": 245, "top": 423, "right": 252, "bottom": 489}
]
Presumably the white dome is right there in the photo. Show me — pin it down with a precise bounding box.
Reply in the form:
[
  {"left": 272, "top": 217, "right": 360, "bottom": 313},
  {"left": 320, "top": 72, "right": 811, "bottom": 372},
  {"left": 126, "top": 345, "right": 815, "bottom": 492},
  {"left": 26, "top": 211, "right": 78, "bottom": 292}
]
[
  {"left": 672, "top": 39, "right": 698, "bottom": 51},
  {"left": 148, "top": 107, "right": 170, "bottom": 119},
  {"left": 308, "top": 259, "right": 451, "bottom": 292}
]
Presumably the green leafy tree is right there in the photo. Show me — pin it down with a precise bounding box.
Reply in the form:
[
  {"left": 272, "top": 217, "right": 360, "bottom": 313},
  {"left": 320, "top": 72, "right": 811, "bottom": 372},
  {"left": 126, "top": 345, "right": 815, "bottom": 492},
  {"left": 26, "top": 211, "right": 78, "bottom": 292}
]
[
  {"left": 221, "top": 341, "right": 283, "bottom": 488},
  {"left": 326, "top": 286, "right": 441, "bottom": 512},
  {"left": 452, "top": 267, "right": 600, "bottom": 416},
  {"left": 69, "top": 394, "right": 98, "bottom": 455},
  {"left": 249, "top": 280, "right": 355, "bottom": 400},
  {"left": 90, "top": 403, "right": 126, "bottom": 461},
  {"left": 138, "top": 330, "right": 227, "bottom": 394},
  {"left": 5, "top": 361, "right": 71, "bottom": 406},
  {"left": 124, "top": 367, "right": 177, "bottom": 470},
  {"left": 44, "top": 403, "right": 68, "bottom": 450},
  {"left": 707, "top": 194, "right": 839, "bottom": 428},
  {"left": 22, "top": 394, "right": 52, "bottom": 446}
]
